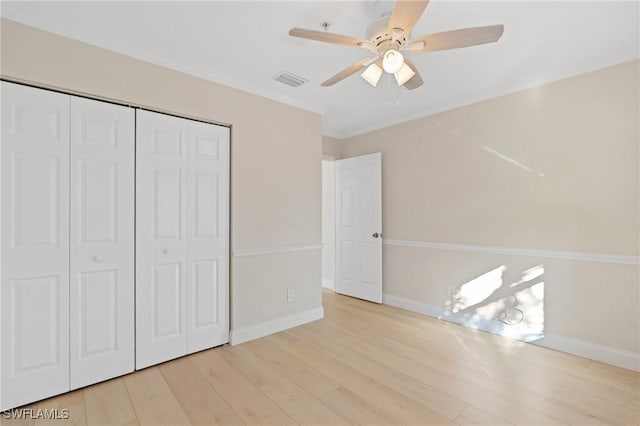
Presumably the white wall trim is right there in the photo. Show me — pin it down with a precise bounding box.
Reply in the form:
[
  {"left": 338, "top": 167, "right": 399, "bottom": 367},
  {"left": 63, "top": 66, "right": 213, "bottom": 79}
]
[
  {"left": 233, "top": 244, "right": 322, "bottom": 258},
  {"left": 535, "top": 334, "right": 640, "bottom": 372},
  {"left": 383, "top": 293, "right": 444, "bottom": 319},
  {"left": 383, "top": 239, "right": 640, "bottom": 266},
  {"left": 383, "top": 293, "right": 640, "bottom": 372},
  {"left": 230, "top": 307, "right": 324, "bottom": 346}
]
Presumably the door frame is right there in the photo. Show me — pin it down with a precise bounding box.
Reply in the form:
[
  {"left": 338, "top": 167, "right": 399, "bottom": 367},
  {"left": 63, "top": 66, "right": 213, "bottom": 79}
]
[{"left": 321, "top": 157, "right": 337, "bottom": 292}]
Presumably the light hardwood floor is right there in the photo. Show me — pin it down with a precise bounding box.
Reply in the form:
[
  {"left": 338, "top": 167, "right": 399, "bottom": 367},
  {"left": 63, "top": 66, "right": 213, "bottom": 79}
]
[{"left": 2, "top": 289, "right": 639, "bottom": 426}]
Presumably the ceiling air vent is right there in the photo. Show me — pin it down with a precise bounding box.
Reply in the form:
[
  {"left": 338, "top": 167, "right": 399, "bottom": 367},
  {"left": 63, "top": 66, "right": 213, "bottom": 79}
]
[{"left": 273, "top": 71, "right": 308, "bottom": 88}]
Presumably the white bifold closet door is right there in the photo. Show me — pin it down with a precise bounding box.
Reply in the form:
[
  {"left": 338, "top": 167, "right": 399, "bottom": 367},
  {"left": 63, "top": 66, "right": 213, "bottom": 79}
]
[
  {"left": 0, "top": 82, "right": 135, "bottom": 410},
  {"left": 135, "top": 109, "right": 229, "bottom": 369},
  {"left": 1, "top": 82, "right": 71, "bottom": 410},
  {"left": 69, "top": 97, "right": 135, "bottom": 389}
]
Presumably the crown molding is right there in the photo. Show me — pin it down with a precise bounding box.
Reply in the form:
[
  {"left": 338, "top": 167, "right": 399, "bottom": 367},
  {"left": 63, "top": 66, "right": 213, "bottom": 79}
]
[{"left": 0, "top": 12, "right": 325, "bottom": 116}]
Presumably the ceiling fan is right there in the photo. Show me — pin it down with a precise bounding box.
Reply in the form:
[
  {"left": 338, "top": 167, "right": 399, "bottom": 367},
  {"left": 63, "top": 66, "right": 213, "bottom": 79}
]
[{"left": 289, "top": 0, "right": 504, "bottom": 90}]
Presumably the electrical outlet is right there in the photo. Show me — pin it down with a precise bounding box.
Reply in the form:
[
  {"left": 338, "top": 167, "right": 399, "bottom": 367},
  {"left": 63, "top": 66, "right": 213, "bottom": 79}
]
[{"left": 287, "top": 288, "right": 294, "bottom": 302}]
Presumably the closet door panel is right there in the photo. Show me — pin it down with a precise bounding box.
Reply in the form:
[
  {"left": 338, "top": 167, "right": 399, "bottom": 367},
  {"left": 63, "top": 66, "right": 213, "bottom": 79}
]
[
  {"left": 1, "top": 82, "right": 70, "bottom": 410},
  {"left": 187, "top": 121, "right": 230, "bottom": 353},
  {"left": 69, "top": 97, "right": 135, "bottom": 389},
  {"left": 136, "top": 110, "right": 188, "bottom": 369}
]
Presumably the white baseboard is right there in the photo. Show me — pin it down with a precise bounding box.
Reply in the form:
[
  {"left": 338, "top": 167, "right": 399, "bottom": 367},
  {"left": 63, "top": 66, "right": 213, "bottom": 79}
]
[
  {"left": 230, "top": 307, "right": 324, "bottom": 346},
  {"left": 322, "top": 279, "right": 335, "bottom": 291},
  {"left": 382, "top": 293, "right": 640, "bottom": 372},
  {"left": 383, "top": 293, "right": 443, "bottom": 318},
  {"left": 535, "top": 334, "right": 640, "bottom": 372}
]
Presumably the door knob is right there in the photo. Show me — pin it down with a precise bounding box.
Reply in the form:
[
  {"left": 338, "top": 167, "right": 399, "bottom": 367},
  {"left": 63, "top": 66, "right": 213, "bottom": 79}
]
[
  {"left": 93, "top": 256, "right": 103, "bottom": 263},
  {"left": 161, "top": 249, "right": 169, "bottom": 255},
  {"left": 372, "top": 232, "right": 380, "bottom": 238}
]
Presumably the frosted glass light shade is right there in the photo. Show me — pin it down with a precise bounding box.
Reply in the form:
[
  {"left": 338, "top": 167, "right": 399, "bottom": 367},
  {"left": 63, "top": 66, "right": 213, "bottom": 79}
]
[
  {"left": 361, "top": 63, "right": 383, "bottom": 87},
  {"left": 394, "top": 62, "right": 416, "bottom": 86},
  {"left": 382, "top": 49, "right": 404, "bottom": 74}
]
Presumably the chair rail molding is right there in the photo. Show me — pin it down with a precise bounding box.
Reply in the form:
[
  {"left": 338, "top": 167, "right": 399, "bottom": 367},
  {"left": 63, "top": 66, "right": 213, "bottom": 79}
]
[
  {"left": 383, "top": 239, "right": 640, "bottom": 266},
  {"left": 233, "top": 243, "right": 323, "bottom": 258}
]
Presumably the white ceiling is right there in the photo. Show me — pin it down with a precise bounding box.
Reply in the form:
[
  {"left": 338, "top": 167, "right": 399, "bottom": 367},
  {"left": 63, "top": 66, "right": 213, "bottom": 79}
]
[{"left": 2, "top": 1, "right": 638, "bottom": 138}]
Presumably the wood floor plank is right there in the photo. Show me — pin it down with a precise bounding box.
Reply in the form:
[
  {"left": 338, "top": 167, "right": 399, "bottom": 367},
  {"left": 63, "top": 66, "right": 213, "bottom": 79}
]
[
  {"left": 588, "top": 359, "right": 640, "bottom": 380},
  {"left": 31, "top": 389, "right": 86, "bottom": 426},
  {"left": 0, "top": 405, "right": 37, "bottom": 426},
  {"left": 336, "top": 298, "right": 638, "bottom": 397},
  {"left": 259, "top": 377, "right": 350, "bottom": 425},
  {"left": 243, "top": 338, "right": 341, "bottom": 398},
  {"left": 303, "top": 320, "right": 553, "bottom": 425},
  {"left": 288, "top": 325, "right": 468, "bottom": 421},
  {"left": 189, "top": 349, "right": 296, "bottom": 425},
  {"left": 2, "top": 289, "right": 637, "bottom": 426},
  {"left": 324, "top": 303, "right": 640, "bottom": 411},
  {"left": 269, "top": 336, "right": 456, "bottom": 425},
  {"left": 347, "top": 308, "right": 639, "bottom": 423},
  {"left": 311, "top": 315, "right": 628, "bottom": 425},
  {"left": 158, "top": 357, "right": 243, "bottom": 426},
  {"left": 455, "top": 405, "right": 514, "bottom": 426},
  {"left": 267, "top": 330, "right": 300, "bottom": 346},
  {"left": 320, "top": 291, "right": 640, "bottom": 425},
  {"left": 217, "top": 344, "right": 281, "bottom": 388},
  {"left": 124, "top": 367, "right": 191, "bottom": 426},
  {"left": 328, "top": 294, "right": 598, "bottom": 377},
  {"left": 319, "top": 387, "right": 402, "bottom": 426},
  {"left": 214, "top": 344, "right": 345, "bottom": 424},
  {"left": 323, "top": 303, "right": 498, "bottom": 371},
  {"left": 83, "top": 378, "right": 138, "bottom": 426}
]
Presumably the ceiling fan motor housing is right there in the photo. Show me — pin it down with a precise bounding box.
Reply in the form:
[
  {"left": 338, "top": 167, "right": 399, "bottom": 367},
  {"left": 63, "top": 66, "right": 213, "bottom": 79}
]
[{"left": 366, "top": 17, "right": 407, "bottom": 53}]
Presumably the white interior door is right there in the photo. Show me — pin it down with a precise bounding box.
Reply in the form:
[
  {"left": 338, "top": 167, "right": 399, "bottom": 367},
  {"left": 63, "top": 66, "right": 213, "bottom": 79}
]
[
  {"left": 136, "top": 110, "right": 189, "bottom": 369},
  {"left": 69, "top": 97, "right": 135, "bottom": 389},
  {"left": 186, "top": 120, "right": 229, "bottom": 353},
  {"left": 0, "top": 82, "right": 70, "bottom": 410},
  {"left": 335, "top": 153, "right": 382, "bottom": 303}
]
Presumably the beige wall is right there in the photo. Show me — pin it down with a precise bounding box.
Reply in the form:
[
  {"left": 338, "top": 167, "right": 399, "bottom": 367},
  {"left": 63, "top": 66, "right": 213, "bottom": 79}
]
[
  {"left": 322, "top": 135, "right": 343, "bottom": 158},
  {"left": 341, "top": 60, "right": 640, "bottom": 356},
  {"left": 0, "top": 19, "right": 322, "bottom": 332}
]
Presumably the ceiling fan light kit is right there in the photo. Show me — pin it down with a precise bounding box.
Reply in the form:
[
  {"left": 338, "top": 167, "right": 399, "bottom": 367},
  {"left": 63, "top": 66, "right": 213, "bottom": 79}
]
[{"left": 288, "top": 0, "right": 504, "bottom": 90}]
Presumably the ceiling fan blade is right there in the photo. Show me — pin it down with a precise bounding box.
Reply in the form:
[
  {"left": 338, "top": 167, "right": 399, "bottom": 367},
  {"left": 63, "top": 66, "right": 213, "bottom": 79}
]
[
  {"left": 321, "top": 57, "right": 377, "bottom": 87},
  {"left": 403, "top": 58, "right": 423, "bottom": 90},
  {"left": 289, "top": 28, "right": 376, "bottom": 52},
  {"left": 387, "top": 0, "right": 430, "bottom": 37},
  {"left": 407, "top": 25, "right": 504, "bottom": 52}
]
